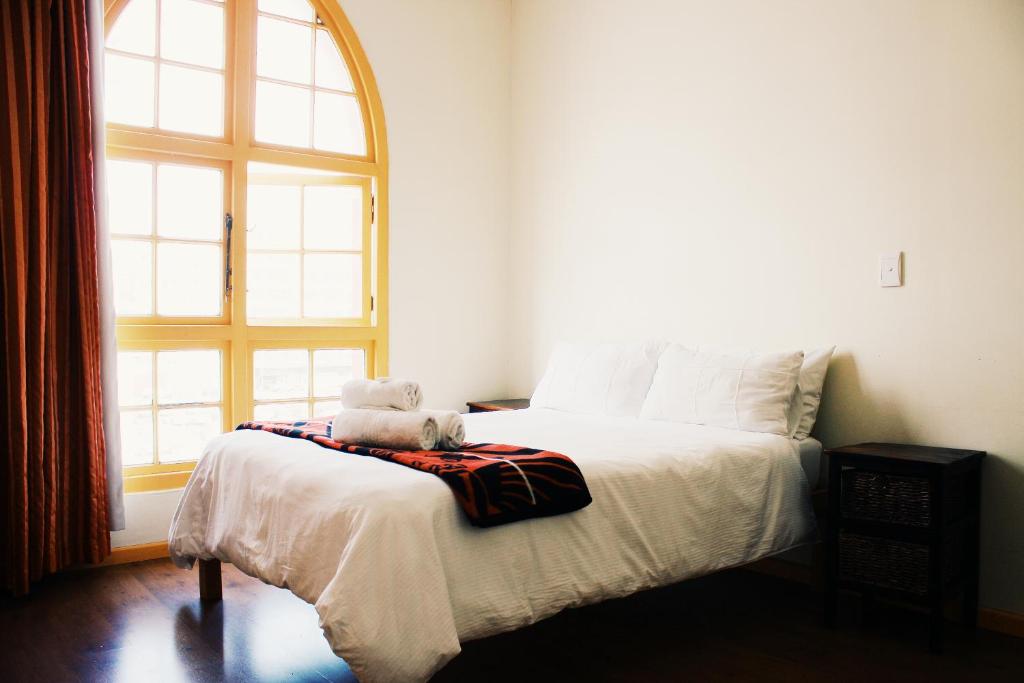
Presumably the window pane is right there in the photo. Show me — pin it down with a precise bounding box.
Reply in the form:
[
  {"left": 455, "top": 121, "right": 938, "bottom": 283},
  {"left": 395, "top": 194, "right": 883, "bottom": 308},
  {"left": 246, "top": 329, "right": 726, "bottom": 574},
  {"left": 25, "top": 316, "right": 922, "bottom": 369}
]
[
  {"left": 105, "top": 54, "right": 155, "bottom": 127},
  {"left": 107, "top": 160, "right": 153, "bottom": 236},
  {"left": 314, "top": 29, "right": 353, "bottom": 92},
  {"left": 157, "top": 350, "right": 220, "bottom": 405},
  {"left": 157, "top": 242, "right": 222, "bottom": 316},
  {"left": 159, "top": 64, "right": 224, "bottom": 137},
  {"left": 157, "top": 164, "right": 222, "bottom": 240},
  {"left": 304, "top": 253, "right": 361, "bottom": 318},
  {"left": 247, "top": 253, "right": 300, "bottom": 319},
  {"left": 255, "top": 80, "right": 311, "bottom": 148},
  {"left": 158, "top": 406, "right": 221, "bottom": 462},
  {"left": 106, "top": 0, "right": 156, "bottom": 56},
  {"left": 120, "top": 409, "right": 155, "bottom": 466},
  {"left": 161, "top": 0, "right": 225, "bottom": 69},
  {"left": 253, "top": 402, "right": 309, "bottom": 422},
  {"left": 253, "top": 349, "right": 308, "bottom": 400},
  {"left": 111, "top": 240, "right": 153, "bottom": 315},
  {"left": 313, "top": 349, "right": 364, "bottom": 397},
  {"left": 257, "top": 16, "right": 312, "bottom": 85},
  {"left": 313, "top": 92, "right": 365, "bottom": 155},
  {"left": 312, "top": 400, "right": 341, "bottom": 418},
  {"left": 258, "top": 0, "right": 313, "bottom": 24},
  {"left": 247, "top": 185, "right": 301, "bottom": 250},
  {"left": 117, "top": 351, "right": 153, "bottom": 406},
  {"left": 303, "top": 185, "right": 361, "bottom": 250}
]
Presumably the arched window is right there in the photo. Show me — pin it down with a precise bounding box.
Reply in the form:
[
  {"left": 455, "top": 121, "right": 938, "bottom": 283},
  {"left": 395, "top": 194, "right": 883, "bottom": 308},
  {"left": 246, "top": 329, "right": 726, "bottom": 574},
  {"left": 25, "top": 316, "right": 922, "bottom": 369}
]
[{"left": 103, "top": 0, "right": 388, "bottom": 492}]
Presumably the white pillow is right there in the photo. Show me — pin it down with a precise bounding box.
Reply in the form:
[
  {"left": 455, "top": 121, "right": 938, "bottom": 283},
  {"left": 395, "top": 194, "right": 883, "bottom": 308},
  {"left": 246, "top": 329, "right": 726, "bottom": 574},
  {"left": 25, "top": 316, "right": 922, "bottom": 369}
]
[
  {"left": 531, "top": 341, "right": 665, "bottom": 417},
  {"left": 640, "top": 344, "right": 804, "bottom": 436},
  {"left": 790, "top": 346, "right": 836, "bottom": 440}
]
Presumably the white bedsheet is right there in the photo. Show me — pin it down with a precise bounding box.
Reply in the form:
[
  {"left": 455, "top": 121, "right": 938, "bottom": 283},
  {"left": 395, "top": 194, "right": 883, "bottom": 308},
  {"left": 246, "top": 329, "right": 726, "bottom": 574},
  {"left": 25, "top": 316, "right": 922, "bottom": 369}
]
[
  {"left": 797, "top": 436, "right": 824, "bottom": 489},
  {"left": 169, "top": 408, "right": 816, "bottom": 683}
]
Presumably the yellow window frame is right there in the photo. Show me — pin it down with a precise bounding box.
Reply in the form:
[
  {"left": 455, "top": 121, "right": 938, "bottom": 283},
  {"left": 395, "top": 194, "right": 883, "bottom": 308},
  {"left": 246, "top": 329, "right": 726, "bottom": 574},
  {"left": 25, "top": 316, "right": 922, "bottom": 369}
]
[{"left": 105, "top": 0, "right": 390, "bottom": 493}]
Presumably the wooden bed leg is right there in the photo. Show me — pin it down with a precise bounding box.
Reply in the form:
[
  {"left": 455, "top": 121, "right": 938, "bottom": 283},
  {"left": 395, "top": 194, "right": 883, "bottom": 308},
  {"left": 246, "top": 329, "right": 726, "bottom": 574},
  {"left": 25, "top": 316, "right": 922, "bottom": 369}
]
[{"left": 199, "top": 558, "right": 222, "bottom": 602}]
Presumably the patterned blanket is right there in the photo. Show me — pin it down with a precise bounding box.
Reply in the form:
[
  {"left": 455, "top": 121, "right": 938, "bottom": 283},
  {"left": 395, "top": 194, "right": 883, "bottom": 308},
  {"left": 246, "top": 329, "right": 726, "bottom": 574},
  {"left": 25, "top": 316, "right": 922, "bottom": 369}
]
[{"left": 236, "top": 418, "right": 592, "bottom": 528}]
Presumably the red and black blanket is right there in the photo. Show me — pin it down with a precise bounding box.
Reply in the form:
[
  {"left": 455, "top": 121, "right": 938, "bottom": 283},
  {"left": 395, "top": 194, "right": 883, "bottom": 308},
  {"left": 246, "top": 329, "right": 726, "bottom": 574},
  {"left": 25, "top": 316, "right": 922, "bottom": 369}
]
[{"left": 236, "top": 418, "right": 592, "bottom": 528}]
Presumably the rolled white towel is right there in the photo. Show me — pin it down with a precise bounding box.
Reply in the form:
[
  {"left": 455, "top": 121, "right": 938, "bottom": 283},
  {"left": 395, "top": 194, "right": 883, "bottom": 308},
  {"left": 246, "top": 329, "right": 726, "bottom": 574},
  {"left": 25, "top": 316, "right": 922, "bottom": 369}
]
[
  {"left": 420, "top": 410, "right": 465, "bottom": 451},
  {"left": 331, "top": 409, "right": 438, "bottom": 451},
  {"left": 342, "top": 377, "right": 423, "bottom": 411}
]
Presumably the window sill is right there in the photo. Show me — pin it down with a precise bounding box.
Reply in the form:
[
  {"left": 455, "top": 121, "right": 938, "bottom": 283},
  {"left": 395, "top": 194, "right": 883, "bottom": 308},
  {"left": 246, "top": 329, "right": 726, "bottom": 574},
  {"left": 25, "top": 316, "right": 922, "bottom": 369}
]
[{"left": 123, "top": 466, "right": 195, "bottom": 493}]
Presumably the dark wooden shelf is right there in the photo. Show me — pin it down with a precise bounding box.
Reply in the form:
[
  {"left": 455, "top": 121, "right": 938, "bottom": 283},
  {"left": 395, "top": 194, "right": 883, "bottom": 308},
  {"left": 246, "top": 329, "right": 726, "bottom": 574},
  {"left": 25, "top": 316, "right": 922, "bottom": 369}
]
[{"left": 466, "top": 398, "right": 531, "bottom": 413}]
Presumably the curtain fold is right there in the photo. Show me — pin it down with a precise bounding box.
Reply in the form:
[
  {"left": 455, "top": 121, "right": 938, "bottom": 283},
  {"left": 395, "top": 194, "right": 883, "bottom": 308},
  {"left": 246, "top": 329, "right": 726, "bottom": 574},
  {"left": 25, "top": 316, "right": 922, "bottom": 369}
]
[
  {"left": 1, "top": 0, "right": 112, "bottom": 594},
  {"left": 87, "top": 0, "right": 125, "bottom": 531}
]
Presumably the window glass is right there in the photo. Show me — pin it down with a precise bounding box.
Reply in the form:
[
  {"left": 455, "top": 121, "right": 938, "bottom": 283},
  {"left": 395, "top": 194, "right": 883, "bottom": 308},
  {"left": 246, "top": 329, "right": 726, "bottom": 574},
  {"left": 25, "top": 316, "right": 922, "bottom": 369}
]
[
  {"left": 158, "top": 65, "right": 224, "bottom": 137},
  {"left": 156, "top": 165, "right": 223, "bottom": 240},
  {"left": 313, "top": 349, "right": 364, "bottom": 397},
  {"left": 254, "top": 80, "right": 311, "bottom": 148},
  {"left": 156, "top": 242, "right": 222, "bottom": 316},
  {"left": 105, "top": 55, "right": 155, "bottom": 127},
  {"left": 314, "top": 29, "right": 353, "bottom": 92},
  {"left": 107, "top": 160, "right": 154, "bottom": 236},
  {"left": 157, "top": 350, "right": 221, "bottom": 404},
  {"left": 257, "top": 16, "right": 312, "bottom": 84},
  {"left": 111, "top": 240, "right": 153, "bottom": 315},
  {"left": 158, "top": 407, "right": 222, "bottom": 462},
  {"left": 313, "top": 91, "right": 365, "bottom": 155},
  {"left": 106, "top": 0, "right": 156, "bottom": 57},
  {"left": 253, "top": 349, "right": 309, "bottom": 401},
  {"left": 161, "top": 0, "right": 225, "bottom": 69}
]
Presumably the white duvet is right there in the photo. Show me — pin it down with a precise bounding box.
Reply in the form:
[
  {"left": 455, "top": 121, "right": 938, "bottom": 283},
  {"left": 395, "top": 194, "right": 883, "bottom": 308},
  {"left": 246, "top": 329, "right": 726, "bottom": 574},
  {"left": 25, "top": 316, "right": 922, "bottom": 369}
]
[{"left": 168, "top": 408, "right": 816, "bottom": 683}]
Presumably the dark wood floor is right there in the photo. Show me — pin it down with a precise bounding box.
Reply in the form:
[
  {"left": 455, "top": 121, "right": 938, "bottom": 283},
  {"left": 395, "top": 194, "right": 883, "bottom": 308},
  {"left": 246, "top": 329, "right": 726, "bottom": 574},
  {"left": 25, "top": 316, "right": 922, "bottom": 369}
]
[{"left": 1, "top": 559, "right": 1021, "bottom": 682}]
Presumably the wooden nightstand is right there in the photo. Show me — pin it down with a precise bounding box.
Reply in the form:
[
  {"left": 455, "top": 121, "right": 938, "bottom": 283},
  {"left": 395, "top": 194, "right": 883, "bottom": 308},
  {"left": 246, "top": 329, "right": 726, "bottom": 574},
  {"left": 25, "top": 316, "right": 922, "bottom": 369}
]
[
  {"left": 824, "top": 443, "right": 985, "bottom": 652},
  {"left": 466, "top": 399, "right": 531, "bottom": 413}
]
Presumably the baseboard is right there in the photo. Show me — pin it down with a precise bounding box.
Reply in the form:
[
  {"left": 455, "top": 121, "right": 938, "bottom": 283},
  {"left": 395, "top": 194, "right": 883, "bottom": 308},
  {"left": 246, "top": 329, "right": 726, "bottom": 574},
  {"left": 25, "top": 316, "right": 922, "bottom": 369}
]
[
  {"left": 744, "top": 555, "right": 1024, "bottom": 640},
  {"left": 978, "top": 608, "right": 1024, "bottom": 639},
  {"left": 97, "top": 541, "right": 170, "bottom": 567}
]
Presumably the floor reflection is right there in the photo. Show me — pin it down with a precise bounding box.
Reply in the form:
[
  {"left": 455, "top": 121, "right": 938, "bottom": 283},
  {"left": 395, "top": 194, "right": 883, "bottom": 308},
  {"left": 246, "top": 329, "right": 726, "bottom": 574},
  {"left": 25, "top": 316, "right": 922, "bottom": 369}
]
[
  {"left": 169, "top": 568, "right": 358, "bottom": 682},
  {"left": 174, "top": 601, "right": 225, "bottom": 679},
  {"left": 1, "top": 560, "right": 359, "bottom": 682}
]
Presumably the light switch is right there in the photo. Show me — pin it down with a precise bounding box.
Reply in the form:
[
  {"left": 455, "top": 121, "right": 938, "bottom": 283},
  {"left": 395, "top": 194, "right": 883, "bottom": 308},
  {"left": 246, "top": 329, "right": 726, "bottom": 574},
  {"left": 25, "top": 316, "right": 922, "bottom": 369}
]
[{"left": 879, "top": 252, "right": 902, "bottom": 287}]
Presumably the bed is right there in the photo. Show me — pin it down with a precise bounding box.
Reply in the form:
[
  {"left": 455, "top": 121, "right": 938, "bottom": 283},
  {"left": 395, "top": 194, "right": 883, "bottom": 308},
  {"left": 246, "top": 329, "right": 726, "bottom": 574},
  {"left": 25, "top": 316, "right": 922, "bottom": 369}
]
[{"left": 169, "top": 407, "right": 817, "bottom": 683}]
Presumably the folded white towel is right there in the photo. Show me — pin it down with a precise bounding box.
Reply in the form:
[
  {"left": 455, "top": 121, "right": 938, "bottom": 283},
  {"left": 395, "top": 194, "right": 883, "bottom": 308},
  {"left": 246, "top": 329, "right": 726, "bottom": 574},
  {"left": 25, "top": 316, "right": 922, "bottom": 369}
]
[
  {"left": 342, "top": 378, "right": 423, "bottom": 412},
  {"left": 420, "top": 410, "right": 465, "bottom": 451},
  {"left": 331, "top": 409, "right": 438, "bottom": 451}
]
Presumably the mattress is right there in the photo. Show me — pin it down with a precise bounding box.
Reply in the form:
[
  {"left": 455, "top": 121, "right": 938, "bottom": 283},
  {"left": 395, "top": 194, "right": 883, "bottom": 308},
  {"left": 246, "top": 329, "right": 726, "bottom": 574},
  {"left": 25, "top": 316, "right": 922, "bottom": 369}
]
[{"left": 169, "top": 408, "right": 816, "bottom": 683}]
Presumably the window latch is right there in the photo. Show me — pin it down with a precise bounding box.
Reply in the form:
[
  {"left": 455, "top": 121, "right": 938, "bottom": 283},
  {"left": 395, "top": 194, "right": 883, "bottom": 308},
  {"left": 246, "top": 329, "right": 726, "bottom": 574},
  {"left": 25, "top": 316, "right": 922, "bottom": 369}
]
[{"left": 224, "top": 212, "right": 233, "bottom": 298}]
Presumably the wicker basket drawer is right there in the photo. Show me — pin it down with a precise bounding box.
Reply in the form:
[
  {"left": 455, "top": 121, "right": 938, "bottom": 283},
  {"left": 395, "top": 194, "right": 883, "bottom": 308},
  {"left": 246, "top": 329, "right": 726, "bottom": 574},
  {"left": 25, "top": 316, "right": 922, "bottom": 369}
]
[
  {"left": 838, "top": 532, "right": 963, "bottom": 595},
  {"left": 838, "top": 533, "right": 930, "bottom": 594},
  {"left": 841, "top": 470, "right": 932, "bottom": 526}
]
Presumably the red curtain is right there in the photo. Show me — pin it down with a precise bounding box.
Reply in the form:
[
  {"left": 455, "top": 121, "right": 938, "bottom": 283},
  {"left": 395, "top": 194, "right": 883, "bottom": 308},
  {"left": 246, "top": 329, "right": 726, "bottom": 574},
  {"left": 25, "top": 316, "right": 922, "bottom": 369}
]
[{"left": 1, "top": 0, "right": 110, "bottom": 595}]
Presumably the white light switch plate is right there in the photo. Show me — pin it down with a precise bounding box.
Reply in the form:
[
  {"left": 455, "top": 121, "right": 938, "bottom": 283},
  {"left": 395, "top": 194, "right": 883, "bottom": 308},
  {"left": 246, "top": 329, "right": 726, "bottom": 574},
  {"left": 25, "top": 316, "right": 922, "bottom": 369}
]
[{"left": 880, "top": 252, "right": 902, "bottom": 287}]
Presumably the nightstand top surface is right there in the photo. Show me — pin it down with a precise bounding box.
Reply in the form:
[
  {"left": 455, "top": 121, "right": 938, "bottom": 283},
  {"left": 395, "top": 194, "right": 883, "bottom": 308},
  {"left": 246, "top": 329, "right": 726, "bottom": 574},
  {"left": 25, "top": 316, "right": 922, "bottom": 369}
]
[
  {"left": 466, "top": 398, "right": 531, "bottom": 411},
  {"left": 827, "top": 442, "right": 985, "bottom": 467}
]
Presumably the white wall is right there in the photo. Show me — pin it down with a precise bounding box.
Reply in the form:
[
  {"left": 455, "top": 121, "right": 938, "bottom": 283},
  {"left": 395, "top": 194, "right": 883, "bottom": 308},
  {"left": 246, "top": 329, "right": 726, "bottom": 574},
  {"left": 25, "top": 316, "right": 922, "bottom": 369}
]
[
  {"left": 111, "top": 490, "right": 183, "bottom": 547},
  {"left": 345, "top": 0, "right": 513, "bottom": 410},
  {"left": 509, "top": 0, "right": 1024, "bottom": 613},
  {"left": 113, "top": 0, "right": 514, "bottom": 548}
]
